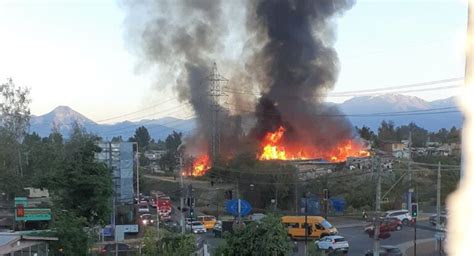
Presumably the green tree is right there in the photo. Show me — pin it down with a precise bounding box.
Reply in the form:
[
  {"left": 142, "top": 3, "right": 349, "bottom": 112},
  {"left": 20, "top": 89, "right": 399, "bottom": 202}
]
[
  {"left": 143, "top": 227, "right": 158, "bottom": 256},
  {"left": 158, "top": 233, "right": 196, "bottom": 255},
  {"left": 0, "top": 78, "right": 31, "bottom": 144},
  {"left": 158, "top": 131, "right": 182, "bottom": 172},
  {"left": 130, "top": 126, "right": 151, "bottom": 152},
  {"left": 111, "top": 136, "right": 123, "bottom": 143},
  {"left": 395, "top": 122, "right": 428, "bottom": 147},
  {"left": 377, "top": 120, "right": 397, "bottom": 142},
  {"left": 430, "top": 128, "right": 449, "bottom": 143},
  {"left": 50, "top": 123, "right": 113, "bottom": 226},
  {"left": 49, "top": 211, "right": 89, "bottom": 256},
  {"left": 447, "top": 126, "right": 460, "bottom": 143},
  {"left": 217, "top": 215, "right": 291, "bottom": 256},
  {"left": 357, "top": 126, "right": 376, "bottom": 142},
  {"left": 0, "top": 78, "right": 31, "bottom": 197}
]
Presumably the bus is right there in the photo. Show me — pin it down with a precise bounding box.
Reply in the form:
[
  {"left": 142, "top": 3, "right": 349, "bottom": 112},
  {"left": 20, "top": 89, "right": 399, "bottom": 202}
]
[{"left": 281, "top": 216, "right": 338, "bottom": 239}]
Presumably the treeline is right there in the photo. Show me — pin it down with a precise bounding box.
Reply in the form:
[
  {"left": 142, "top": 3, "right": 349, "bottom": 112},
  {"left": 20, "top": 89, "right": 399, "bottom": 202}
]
[
  {"left": 1, "top": 79, "right": 112, "bottom": 255},
  {"left": 357, "top": 120, "right": 461, "bottom": 147}
]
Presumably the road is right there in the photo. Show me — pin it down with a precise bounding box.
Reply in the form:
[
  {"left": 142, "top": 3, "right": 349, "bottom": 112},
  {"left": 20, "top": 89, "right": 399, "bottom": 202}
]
[
  {"left": 291, "top": 220, "right": 439, "bottom": 255},
  {"left": 193, "top": 218, "right": 439, "bottom": 256}
]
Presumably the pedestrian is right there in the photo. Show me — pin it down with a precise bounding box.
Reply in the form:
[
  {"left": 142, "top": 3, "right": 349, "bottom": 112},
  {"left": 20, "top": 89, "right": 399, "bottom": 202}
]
[{"left": 362, "top": 210, "right": 368, "bottom": 220}]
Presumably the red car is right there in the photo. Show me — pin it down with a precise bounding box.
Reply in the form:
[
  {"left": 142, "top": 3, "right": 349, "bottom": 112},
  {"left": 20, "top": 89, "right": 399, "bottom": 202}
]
[
  {"left": 364, "top": 218, "right": 402, "bottom": 239},
  {"left": 382, "top": 217, "right": 403, "bottom": 231}
]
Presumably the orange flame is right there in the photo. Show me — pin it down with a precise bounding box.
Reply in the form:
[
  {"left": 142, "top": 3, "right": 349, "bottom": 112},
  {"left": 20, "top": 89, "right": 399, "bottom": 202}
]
[
  {"left": 258, "top": 126, "right": 370, "bottom": 162},
  {"left": 191, "top": 155, "right": 211, "bottom": 176}
]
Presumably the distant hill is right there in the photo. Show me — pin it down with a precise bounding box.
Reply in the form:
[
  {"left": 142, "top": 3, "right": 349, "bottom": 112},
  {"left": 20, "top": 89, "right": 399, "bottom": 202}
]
[
  {"left": 29, "top": 107, "right": 197, "bottom": 140},
  {"left": 30, "top": 106, "right": 99, "bottom": 137},
  {"left": 29, "top": 94, "right": 462, "bottom": 139},
  {"left": 339, "top": 94, "right": 461, "bottom": 131}
]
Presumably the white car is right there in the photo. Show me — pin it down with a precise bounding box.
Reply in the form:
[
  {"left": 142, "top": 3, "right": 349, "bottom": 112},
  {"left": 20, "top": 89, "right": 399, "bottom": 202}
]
[
  {"left": 187, "top": 221, "right": 206, "bottom": 234},
  {"left": 383, "top": 210, "right": 412, "bottom": 225},
  {"left": 138, "top": 201, "right": 150, "bottom": 213},
  {"left": 315, "top": 235, "right": 349, "bottom": 252}
]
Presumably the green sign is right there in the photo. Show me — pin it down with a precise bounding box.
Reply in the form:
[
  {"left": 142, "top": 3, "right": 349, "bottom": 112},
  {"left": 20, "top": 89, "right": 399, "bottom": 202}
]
[
  {"left": 14, "top": 197, "right": 28, "bottom": 207},
  {"left": 15, "top": 208, "right": 52, "bottom": 221}
]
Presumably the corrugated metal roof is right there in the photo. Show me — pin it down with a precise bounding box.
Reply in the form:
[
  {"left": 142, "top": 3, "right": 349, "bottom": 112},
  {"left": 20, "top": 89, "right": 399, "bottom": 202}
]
[{"left": 0, "top": 235, "right": 18, "bottom": 246}]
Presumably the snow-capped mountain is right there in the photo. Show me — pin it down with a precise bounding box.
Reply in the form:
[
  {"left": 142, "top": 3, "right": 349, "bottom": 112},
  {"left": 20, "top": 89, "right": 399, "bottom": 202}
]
[{"left": 29, "top": 94, "right": 462, "bottom": 139}]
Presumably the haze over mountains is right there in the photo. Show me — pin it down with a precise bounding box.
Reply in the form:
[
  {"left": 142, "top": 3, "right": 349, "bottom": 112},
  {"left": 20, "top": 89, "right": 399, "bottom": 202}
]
[{"left": 30, "top": 94, "right": 462, "bottom": 140}]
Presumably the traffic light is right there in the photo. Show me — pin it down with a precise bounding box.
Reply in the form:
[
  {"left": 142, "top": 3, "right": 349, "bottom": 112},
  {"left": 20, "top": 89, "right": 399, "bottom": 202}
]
[
  {"left": 323, "top": 189, "right": 329, "bottom": 200},
  {"left": 411, "top": 203, "right": 418, "bottom": 218},
  {"left": 16, "top": 204, "right": 25, "bottom": 218},
  {"left": 186, "top": 198, "right": 195, "bottom": 207},
  {"left": 225, "top": 190, "right": 233, "bottom": 200}
]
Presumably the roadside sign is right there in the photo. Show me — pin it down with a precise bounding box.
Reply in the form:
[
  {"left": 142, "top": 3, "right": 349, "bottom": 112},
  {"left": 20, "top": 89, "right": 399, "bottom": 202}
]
[
  {"left": 101, "top": 227, "right": 113, "bottom": 237},
  {"left": 15, "top": 208, "right": 52, "bottom": 221},
  {"left": 225, "top": 199, "right": 252, "bottom": 216}
]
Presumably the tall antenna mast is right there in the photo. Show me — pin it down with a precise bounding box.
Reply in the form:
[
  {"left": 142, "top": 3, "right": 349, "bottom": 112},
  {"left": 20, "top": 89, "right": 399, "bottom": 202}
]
[{"left": 207, "top": 63, "right": 228, "bottom": 165}]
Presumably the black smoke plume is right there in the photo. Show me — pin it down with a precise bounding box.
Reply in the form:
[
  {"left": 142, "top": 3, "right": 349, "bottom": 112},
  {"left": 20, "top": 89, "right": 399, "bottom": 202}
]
[
  {"left": 121, "top": 0, "right": 244, "bottom": 157},
  {"left": 246, "top": 0, "right": 356, "bottom": 149},
  {"left": 122, "top": 0, "right": 356, "bottom": 160}
]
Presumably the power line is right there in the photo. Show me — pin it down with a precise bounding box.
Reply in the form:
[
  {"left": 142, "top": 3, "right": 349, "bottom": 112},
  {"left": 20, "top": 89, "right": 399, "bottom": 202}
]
[
  {"left": 227, "top": 103, "right": 460, "bottom": 118},
  {"left": 95, "top": 96, "right": 181, "bottom": 124},
  {"left": 98, "top": 104, "right": 193, "bottom": 135},
  {"left": 331, "top": 77, "right": 463, "bottom": 96},
  {"left": 100, "top": 113, "right": 196, "bottom": 137},
  {"left": 223, "top": 77, "right": 463, "bottom": 98}
]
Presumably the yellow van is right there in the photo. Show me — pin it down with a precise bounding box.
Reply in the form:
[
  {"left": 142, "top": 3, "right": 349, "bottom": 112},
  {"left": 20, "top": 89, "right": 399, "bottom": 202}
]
[
  {"left": 197, "top": 215, "right": 217, "bottom": 230},
  {"left": 281, "top": 216, "right": 338, "bottom": 239}
]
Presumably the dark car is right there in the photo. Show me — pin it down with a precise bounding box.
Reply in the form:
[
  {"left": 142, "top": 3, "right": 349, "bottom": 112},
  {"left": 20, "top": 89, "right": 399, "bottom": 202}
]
[
  {"left": 100, "top": 243, "right": 131, "bottom": 256},
  {"left": 429, "top": 214, "right": 448, "bottom": 228},
  {"left": 365, "top": 245, "right": 402, "bottom": 256}
]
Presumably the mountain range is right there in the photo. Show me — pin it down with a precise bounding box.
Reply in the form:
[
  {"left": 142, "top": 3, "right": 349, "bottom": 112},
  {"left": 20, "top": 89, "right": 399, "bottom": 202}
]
[{"left": 29, "top": 94, "right": 462, "bottom": 140}]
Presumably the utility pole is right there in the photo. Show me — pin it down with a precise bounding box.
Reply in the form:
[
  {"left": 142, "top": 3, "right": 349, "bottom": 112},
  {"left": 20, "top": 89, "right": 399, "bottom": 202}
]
[
  {"left": 436, "top": 162, "right": 442, "bottom": 254},
  {"left": 135, "top": 143, "right": 139, "bottom": 206},
  {"left": 109, "top": 142, "right": 118, "bottom": 256},
  {"left": 294, "top": 167, "right": 299, "bottom": 214},
  {"left": 207, "top": 63, "right": 228, "bottom": 166},
  {"left": 304, "top": 197, "right": 308, "bottom": 256},
  {"left": 156, "top": 194, "right": 160, "bottom": 234},
  {"left": 179, "top": 155, "right": 185, "bottom": 234},
  {"left": 407, "top": 131, "right": 413, "bottom": 214},
  {"left": 373, "top": 157, "right": 381, "bottom": 256}
]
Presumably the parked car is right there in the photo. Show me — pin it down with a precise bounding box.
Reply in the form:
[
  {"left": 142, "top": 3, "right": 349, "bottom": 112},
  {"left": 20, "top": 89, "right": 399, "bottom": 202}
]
[
  {"left": 315, "top": 235, "right": 349, "bottom": 252},
  {"left": 365, "top": 245, "right": 402, "bottom": 256},
  {"left": 139, "top": 214, "right": 154, "bottom": 226},
  {"left": 100, "top": 243, "right": 131, "bottom": 255},
  {"left": 383, "top": 210, "right": 412, "bottom": 225},
  {"left": 187, "top": 221, "right": 206, "bottom": 234}
]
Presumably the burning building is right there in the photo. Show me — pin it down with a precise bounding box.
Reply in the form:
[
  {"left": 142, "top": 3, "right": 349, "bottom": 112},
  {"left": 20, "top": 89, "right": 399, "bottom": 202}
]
[{"left": 123, "top": 0, "right": 365, "bottom": 177}]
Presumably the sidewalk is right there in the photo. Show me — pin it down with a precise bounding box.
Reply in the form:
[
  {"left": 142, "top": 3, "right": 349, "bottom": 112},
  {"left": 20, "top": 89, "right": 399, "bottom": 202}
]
[{"left": 396, "top": 238, "right": 442, "bottom": 256}]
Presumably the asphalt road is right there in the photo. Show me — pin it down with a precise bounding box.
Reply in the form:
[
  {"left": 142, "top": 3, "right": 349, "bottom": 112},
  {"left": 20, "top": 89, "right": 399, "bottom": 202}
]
[
  {"left": 166, "top": 204, "right": 440, "bottom": 256},
  {"left": 291, "top": 220, "right": 438, "bottom": 256},
  {"left": 340, "top": 220, "right": 436, "bottom": 255}
]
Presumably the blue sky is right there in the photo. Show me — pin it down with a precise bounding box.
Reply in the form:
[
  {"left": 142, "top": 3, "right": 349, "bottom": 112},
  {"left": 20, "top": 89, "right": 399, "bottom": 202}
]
[{"left": 0, "top": 0, "right": 467, "bottom": 122}]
